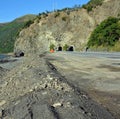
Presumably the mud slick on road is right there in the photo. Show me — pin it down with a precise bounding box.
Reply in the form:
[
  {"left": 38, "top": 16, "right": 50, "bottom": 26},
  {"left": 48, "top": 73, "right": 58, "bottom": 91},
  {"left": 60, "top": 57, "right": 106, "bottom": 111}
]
[{"left": 0, "top": 53, "right": 116, "bottom": 119}]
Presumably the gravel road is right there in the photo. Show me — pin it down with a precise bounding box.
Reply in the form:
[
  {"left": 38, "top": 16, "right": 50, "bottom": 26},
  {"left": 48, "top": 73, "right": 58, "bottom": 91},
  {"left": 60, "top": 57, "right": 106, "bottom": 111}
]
[
  {"left": 46, "top": 51, "right": 120, "bottom": 118},
  {"left": 0, "top": 52, "right": 119, "bottom": 119}
]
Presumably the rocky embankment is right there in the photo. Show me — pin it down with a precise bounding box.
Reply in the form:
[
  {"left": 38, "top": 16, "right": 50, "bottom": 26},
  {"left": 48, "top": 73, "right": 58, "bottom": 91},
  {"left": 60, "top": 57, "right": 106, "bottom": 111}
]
[
  {"left": 14, "top": 0, "right": 120, "bottom": 56},
  {"left": 0, "top": 53, "right": 115, "bottom": 119}
]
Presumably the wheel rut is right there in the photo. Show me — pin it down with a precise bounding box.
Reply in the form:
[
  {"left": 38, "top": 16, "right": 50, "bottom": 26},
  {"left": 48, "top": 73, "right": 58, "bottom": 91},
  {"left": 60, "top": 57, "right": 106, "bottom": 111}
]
[
  {"left": 0, "top": 57, "right": 115, "bottom": 119},
  {"left": 46, "top": 60, "right": 115, "bottom": 119}
]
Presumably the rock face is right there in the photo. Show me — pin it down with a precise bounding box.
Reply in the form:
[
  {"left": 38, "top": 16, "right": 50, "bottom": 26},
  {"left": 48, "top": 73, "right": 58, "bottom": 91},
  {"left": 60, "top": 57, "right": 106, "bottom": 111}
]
[{"left": 14, "top": 0, "right": 120, "bottom": 56}]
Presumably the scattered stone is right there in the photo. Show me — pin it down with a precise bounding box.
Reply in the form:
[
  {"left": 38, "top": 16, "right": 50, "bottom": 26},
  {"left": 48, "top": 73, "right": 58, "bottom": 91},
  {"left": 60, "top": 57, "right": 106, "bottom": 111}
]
[
  {"left": 14, "top": 100, "right": 20, "bottom": 105},
  {"left": 82, "top": 94, "right": 88, "bottom": 99},
  {"left": 42, "top": 91, "right": 47, "bottom": 95},
  {"left": 29, "top": 89, "right": 33, "bottom": 92},
  {"left": 52, "top": 102, "right": 63, "bottom": 107},
  {"left": 0, "top": 100, "right": 6, "bottom": 106},
  {"left": 64, "top": 102, "right": 71, "bottom": 108},
  {"left": 87, "top": 112, "right": 92, "bottom": 116},
  {"left": 49, "top": 77, "right": 53, "bottom": 80},
  {"left": 47, "top": 75, "right": 53, "bottom": 80},
  {"left": 34, "top": 85, "right": 38, "bottom": 90}
]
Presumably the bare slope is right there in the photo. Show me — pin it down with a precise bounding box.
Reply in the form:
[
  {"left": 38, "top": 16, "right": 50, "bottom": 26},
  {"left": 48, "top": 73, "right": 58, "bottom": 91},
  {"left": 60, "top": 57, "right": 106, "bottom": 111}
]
[{"left": 14, "top": 0, "right": 120, "bottom": 55}]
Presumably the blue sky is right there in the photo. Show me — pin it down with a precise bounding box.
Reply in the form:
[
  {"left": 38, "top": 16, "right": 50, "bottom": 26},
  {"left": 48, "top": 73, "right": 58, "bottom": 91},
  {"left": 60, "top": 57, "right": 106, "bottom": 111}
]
[{"left": 0, "top": 0, "right": 90, "bottom": 23}]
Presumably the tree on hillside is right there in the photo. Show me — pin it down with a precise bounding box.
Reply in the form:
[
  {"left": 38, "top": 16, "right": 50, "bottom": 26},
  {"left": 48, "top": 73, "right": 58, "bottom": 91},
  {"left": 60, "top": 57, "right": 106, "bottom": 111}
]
[
  {"left": 87, "top": 17, "right": 120, "bottom": 47},
  {"left": 82, "top": 0, "right": 104, "bottom": 12}
]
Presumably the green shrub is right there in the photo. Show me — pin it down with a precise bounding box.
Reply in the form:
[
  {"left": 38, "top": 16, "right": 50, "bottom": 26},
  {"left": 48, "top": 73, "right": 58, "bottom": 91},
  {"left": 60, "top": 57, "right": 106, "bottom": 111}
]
[
  {"left": 37, "top": 15, "right": 41, "bottom": 20},
  {"left": 54, "top": 12, "right": 60, "bottom": 18},
  {"left": 50, "top": 44, "right": 55, "bottom": 50},
  {"left": 118, "top": 13, "right": 120, "bottom": 17},
  {"left": 24, "top": 20, "right": 34, "bottom": 28},
  {"left": 111, "top": 41, "right": 120, "bottom": 51},
  {"left": 62, "top": 16, "right": 67, "bottom": 21},
  {"left": 63, "top": 44, "right": 69, "bottom": 51},
  {"left": 82, "top": 0, "right": 104, "bottom": 12},
  {"left": 41, "top": 12, "right": 48, "bottom": 18},
  {"left": 87, "top": 17, "right": 120, "bottom": 48}
]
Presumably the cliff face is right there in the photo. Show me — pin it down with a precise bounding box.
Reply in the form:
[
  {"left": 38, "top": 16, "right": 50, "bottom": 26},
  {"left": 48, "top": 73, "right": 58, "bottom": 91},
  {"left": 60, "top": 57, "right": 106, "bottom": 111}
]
[
  {"left": 14, "top": 0, "right": 120, "bottom": 56},
  {"left": 89, "top": 0, "right": 120, "bottom": 24}
]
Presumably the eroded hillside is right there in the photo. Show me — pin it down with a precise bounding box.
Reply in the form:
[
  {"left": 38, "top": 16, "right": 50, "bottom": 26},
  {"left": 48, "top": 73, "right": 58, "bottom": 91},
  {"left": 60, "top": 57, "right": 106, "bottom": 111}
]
[{"left": 14, "top": 0, "right": 120, "bottom": 56}]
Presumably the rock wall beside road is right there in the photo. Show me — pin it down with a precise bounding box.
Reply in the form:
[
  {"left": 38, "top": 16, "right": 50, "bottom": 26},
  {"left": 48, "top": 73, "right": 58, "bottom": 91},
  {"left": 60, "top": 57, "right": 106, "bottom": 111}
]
[{"left": 14, "top": 0, "right": 120, "bottom": 56}]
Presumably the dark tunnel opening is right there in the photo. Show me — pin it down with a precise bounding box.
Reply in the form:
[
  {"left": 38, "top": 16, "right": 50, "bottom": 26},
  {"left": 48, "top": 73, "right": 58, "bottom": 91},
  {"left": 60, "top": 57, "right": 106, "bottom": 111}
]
[
  {"left": 68, "top": 46, "right": 74, "bottom": 51},
  {"left": 20, "top": 52, "right": 24, "bottom": 56},
  {"left": 58, "top": 46, "right": 62, "bottom": 51}
]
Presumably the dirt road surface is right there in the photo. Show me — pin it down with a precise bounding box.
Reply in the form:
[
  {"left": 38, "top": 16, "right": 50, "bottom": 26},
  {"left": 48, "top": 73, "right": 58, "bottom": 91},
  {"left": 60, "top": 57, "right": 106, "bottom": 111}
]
[
  {"left": 46, "top": 52, "right": 120, "bottom": 118},
  {"left": 0, "top": 52, "right": 119, "bottom": 119}
]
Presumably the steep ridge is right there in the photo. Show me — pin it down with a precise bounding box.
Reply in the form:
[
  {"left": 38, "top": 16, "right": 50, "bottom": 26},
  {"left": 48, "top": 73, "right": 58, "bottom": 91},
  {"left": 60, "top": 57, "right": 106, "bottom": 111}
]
[
  {"left": 14, "top": 0, "right": 120, "bottom": 56},
  {"left": 89, "top": 0, "right": 120, "bottom": 24}
]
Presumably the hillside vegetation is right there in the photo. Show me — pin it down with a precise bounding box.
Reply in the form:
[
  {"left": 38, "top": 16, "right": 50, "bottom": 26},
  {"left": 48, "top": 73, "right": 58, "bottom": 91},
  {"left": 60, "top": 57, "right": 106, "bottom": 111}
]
[
  {"left": 0, "top": 15, "right": 36, "bottom": 53},
  {"left": 87, "top": 17, "right": 120, "bottom": 51},
  {"left": 82, "top": 0, "right": 104, "bottom": 12}
]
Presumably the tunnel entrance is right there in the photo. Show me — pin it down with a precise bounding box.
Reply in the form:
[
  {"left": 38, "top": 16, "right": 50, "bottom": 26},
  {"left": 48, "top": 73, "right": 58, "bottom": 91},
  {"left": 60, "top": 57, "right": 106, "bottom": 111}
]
[
  {"left": 58, "top": 46, "right": 62, "bottom": 51},
  {"left": 20, "top": 52, "right": 24, "bottom": 56},
  {"left": 68, "top": 46, "right": 74, "bottom": 51},
  {"left": 14, "top": 51, "right": 24, "bottom": 57}
]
